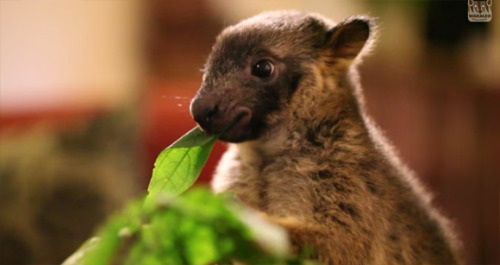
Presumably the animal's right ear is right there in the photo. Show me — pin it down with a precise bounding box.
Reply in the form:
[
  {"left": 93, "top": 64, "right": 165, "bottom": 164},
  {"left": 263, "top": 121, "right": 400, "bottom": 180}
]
[{"left": 324, "top": 16, "right": 375, "bottom": 62}]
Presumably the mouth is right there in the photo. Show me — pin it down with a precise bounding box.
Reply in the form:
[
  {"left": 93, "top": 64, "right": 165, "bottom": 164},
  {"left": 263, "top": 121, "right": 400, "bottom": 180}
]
[
  {"left": 217, "top": 108, "right": 253, "bottom": 142},
  {"left": 194, "top": 106, "right": 254, "bottom": 143}
]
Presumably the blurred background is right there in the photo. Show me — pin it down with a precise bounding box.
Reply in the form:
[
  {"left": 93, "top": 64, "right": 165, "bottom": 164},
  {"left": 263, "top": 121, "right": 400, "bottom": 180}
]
[{"left": 0, "top": 0, "right": 498, "bottom": 264}]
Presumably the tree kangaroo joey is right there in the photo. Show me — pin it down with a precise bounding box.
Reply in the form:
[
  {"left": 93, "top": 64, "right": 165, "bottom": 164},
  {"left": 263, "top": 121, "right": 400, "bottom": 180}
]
[{"left": 190, "top": 11, "right": 462, "bottom": 265}]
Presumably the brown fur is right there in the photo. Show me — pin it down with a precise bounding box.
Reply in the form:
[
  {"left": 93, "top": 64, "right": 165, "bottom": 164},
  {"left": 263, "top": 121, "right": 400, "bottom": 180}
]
[{"left": 192, "top": 11, "right": 462, "bottom": 265}]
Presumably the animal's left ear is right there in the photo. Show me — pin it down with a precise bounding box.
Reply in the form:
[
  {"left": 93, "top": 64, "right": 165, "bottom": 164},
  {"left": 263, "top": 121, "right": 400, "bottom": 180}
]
[{"left": 325, "top": 16, "right": 375, "bottom": 62}]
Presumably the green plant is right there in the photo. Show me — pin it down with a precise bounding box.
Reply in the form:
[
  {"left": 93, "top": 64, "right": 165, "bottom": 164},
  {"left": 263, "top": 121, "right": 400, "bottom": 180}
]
[
  {"left": 147, "top": 127, "right": 217, "bottom": 203},
  {"left": 64, "top": 127, "right": 318, "bottom": 265}
]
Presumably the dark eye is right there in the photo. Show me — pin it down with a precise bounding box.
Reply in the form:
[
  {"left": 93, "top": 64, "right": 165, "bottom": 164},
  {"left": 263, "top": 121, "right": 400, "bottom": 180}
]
[{"left": 251, "top": 59, "right": 274, "bottom": 79}]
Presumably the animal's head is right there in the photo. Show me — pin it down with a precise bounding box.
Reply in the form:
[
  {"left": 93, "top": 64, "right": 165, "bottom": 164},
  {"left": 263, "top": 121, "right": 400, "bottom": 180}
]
[{"left": 190, "top": 11, "right": 375, "bottom": 142}]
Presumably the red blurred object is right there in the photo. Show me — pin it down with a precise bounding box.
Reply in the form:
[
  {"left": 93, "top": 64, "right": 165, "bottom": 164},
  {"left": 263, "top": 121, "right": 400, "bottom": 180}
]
[{"left": 0, "top": 107, "right": 106, "bottom": 131}]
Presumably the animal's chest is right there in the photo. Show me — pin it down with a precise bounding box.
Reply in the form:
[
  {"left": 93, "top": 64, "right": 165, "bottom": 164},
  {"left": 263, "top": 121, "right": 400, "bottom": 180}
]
[{"left": 232, "top": 155, "right": 317, "bottom": 219}]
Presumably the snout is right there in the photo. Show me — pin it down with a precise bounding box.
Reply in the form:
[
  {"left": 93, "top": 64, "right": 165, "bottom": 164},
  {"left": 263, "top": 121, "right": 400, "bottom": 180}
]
[{"left": 190, "top": 96, "right": 252, "bottom": 142}]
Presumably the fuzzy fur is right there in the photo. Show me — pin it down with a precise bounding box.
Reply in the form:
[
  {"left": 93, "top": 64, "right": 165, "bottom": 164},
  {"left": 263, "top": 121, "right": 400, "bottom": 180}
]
[{"left": 193, "top": 11, "right": 462, "bottom": 265}]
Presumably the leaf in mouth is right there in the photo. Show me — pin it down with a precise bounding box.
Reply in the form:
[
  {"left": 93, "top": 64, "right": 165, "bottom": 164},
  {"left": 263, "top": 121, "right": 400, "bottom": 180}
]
[
  {"left": 146, "top": 114, "right": 245, "bottom": 206},
  {"left": 146, "top": 126, "right": 217, "bottom": 206}
]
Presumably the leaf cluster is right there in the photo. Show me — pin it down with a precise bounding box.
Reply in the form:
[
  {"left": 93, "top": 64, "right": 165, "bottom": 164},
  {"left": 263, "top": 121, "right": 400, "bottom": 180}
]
[{"left": 64, "top": 127, "right": 320, "bottom": 265}]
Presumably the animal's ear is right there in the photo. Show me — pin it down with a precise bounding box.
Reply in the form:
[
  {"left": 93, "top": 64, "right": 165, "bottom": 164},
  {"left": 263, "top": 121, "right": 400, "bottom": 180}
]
[{"left": 324, "top": 16, "right": 375, "bottom": 61}]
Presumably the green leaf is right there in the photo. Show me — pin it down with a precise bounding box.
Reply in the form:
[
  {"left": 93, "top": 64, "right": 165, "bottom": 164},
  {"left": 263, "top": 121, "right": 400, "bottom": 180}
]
[
  {"left": 146, "top": 126, "right": 217, "bottom": 205},
  {"left": 63, "top": 122, "right": 323, "bottom": 265},
  {"left": 62, "top": 237, "right": 101, "bottom": 265}
]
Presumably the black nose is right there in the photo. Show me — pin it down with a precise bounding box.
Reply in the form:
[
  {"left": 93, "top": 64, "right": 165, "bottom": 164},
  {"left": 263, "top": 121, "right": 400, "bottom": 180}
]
[
  {"left": 190, "top": 97, "right": 251, "bottom": 135},
  {"left": 190, "top": 98, "right": 220, "bottom": 133}
]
